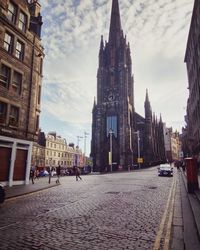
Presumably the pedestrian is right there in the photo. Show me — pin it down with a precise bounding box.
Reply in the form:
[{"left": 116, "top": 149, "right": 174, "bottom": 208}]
[
  {"left": 34, "top": 166, "right": 39, "bottom": 180},
  {"left": 48, "top": 166, "right": 52, "bottom": 184},
  {"left": 74, "top": 166, "right": 82, "bottom": 181},
  {"left": 56, "top": 165, "right": 61, "bottom": 184},
  {"left": 30, "top": 165, "right": 35, "bottom": 184}
]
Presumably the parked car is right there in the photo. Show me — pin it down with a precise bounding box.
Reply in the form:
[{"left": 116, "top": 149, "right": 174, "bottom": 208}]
[
  {"left": 158, "top": 164, "right": 173, "bottom": 177},
  {"left": 39, "top": 170, "right": 49, "bottom": 177}
]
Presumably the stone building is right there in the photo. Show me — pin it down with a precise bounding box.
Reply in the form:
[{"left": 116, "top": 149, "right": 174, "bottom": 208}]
[
  {"left": 171, "top": 131, "right": 181, "bottom": 161},
  {"left": 91, "top": 0, "right": 166, "bottom": 172},
  {"left": 44, "top": 132, "right": 83, "bottom": 171},
  {"left": 31, "top": 130, "right": 45, "bottom": 169},
  {"left": 163, "top": 124, "right": 173, "bottom": 162},
  {"left": 91, "top": 0, "right": 135, "bottom": 172},
  {"left": 45, "top": 132, "right": 67, "bottom": 168},
  {"left": 0, "top": 0, "right": 44, "bottom": 186},
  {"left": 135, "top": 90, "right": 166, "bottom": 167},
  {"left": 184, "top": 0, "right": 200, "bottom": 158}
]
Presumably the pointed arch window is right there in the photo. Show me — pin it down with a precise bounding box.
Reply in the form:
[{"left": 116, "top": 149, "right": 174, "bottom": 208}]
[{"left": 107, "top": 116, "right": 117, "bottom": 137}]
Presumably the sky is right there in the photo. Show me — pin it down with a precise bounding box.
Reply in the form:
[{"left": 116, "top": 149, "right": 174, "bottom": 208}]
[{"left": 40, "top": 0, "right": 194, "bottom": 156}]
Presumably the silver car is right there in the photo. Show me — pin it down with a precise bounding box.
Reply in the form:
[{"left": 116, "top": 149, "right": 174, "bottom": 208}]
[{"left": 158, "top": 164, "right": 173, "bottom": 177}]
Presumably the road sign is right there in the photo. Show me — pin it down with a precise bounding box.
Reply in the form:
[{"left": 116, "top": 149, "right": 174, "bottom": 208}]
[{"left": 137, "top": 158, "right": 143, "bottom": 163}]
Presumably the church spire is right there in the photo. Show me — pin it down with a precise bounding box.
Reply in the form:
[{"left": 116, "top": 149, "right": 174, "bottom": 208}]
[
  {"left": 145, "top": 89, "right": 149, "bottom": 103},
  {"left": 109, "top": 0, "right": 122, "bottom": 45},
  {"left": 145, "top": 89, "right": 152, "bottom": 120}
]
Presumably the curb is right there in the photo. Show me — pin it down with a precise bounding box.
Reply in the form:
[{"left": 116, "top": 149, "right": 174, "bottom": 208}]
[
  {"left": 181, "top": 171, "right": 200, "bottom": 243},
  {"left": 5, "top": 183, "right": 59, "bottom": 201}
]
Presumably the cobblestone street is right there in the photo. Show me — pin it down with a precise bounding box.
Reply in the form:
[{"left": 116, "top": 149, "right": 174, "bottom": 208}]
[{"left": 0, "top": 167, "right": 173, "bottom": 250}]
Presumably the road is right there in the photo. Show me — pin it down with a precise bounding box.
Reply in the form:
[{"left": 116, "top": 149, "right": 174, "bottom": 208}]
[{"left": 0, "top": 167, "right": 175, "bottom": 250}]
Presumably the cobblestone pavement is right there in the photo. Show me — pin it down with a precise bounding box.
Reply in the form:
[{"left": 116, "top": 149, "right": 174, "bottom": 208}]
[{"left": 0, "top": 167, "right": 173, "bottom": 250}]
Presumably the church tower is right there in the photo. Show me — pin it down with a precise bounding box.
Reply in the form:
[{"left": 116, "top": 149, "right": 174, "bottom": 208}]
[
  {"left": 144, "top": 89, "right": 154, "bottom": 164},
  {"left": 91, "top": 0, "right": 135, "bottom": 172}
]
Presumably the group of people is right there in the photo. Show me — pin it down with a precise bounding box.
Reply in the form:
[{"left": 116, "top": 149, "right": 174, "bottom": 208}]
[
  {"left": 30, "top": 165, "right": 82, "bottom": 184},
  {"left": 47, "top": 165, "right": 61, "bottom": 184}
]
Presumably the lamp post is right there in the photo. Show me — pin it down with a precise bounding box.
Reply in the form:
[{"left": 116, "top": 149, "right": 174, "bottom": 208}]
[
  {"left": 77, "top": 136, "right": 83, "bottom": 148},
  {"left": 134, "top": 130, "right": 141, "bottom": 169},
  {"left": 109, "top": 129, "right": 114, "bottom": 172},
  {"left": 84, "top": 132, "right": 89, "bottom": 156},
  {"left": 76, "top": 136, "right": 83, "bottom": 167}
]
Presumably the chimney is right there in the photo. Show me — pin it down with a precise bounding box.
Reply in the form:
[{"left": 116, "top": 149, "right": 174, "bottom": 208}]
[{"left": 29, "top": 0, "right": 41, "bottom": 17}]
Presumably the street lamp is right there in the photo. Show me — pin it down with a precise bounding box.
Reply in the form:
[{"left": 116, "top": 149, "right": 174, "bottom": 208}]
[
  {"left": 109, "top": 129, "right": 114, "bottom": 172},
  {"left": 77, "top": 136, "right": 83, "bottom": 148},
  {"left": 134, "top": 130, "right": 141, "bottom": 169},
  {"left": 84, "top": 132, "right": 89, "bottom": 156}
]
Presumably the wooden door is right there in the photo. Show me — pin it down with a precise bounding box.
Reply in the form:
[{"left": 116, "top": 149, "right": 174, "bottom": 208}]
[
  {"left": 13, "top": 149, "right": 27, "bottom": 181},
  {"left": 0, "top": 147, "right": 11, "bottom": 181}
]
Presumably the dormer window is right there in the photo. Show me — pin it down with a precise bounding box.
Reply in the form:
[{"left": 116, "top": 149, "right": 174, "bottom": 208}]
[
  {"left": 18, "top": 11, "right": 27, "bottom": 32},
  {"left": 7, "top": 2, "right": 17, "bottom": 24}
]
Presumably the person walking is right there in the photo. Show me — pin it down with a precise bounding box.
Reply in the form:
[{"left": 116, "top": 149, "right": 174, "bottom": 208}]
[
  {"left": 30, "top": 165, "right": 35, "bottom": 184},
  {"left": 74, "top": 166, "right": 82, "bottom": 181},
  {"left": 56, "top": 165, "right": 61, "bottom": 184},
  {"left": 48, "top": 166, "right": 52, "bottom": 184}
]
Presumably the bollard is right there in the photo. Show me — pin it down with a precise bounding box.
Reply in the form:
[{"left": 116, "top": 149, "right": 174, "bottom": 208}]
[
  {"left": 0, "top": 184, "right": 5, "bottom": 204},
  {"left": 185, "top": 157, "right": 199, "bottom": 193}
]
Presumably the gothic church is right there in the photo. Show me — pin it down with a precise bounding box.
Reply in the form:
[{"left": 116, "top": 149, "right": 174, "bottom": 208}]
[{"left": 91, "top": 0, "right": 166, "bottom": 172}]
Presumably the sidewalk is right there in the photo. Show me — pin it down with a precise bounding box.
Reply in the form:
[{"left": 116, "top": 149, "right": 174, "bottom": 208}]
[
  {"left": 171, "top": 169, "right": 200, "bottom": 250},
  {"left": 4, "top": 176, "right": 59, "bottom": 200}
]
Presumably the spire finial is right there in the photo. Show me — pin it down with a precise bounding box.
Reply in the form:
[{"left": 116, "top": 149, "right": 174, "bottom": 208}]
[
  {"left": 145, "top": 89, "right": 149, "bottom": 102},
  {"left": 109, "top": 0, "right": 122, "bottom": 44}
]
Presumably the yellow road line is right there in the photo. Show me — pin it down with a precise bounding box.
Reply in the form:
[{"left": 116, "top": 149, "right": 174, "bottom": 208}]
[
  {"left": 163, "top": 178, "right": 177, "bottom": 250},
  {"left": 153, "top": 175, "right": 176, "bottom": 250}
]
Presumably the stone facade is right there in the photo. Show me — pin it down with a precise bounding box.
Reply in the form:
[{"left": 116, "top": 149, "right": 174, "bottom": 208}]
[
  {"left": 0, "top": 0, "right": 44, "bottom": 186},
  {"left": 135, "top": 90, "right": 166, "bottom": 167},
  {"left": 91, "top": 0, "right": 135, "bottom": 172},
  {"left": 184, "top": 0, "right": 200, "bottom": 157},
  {"left": 91, "top": 0, "right": 166, "bottom": 172},
  {"left": 33, "top": 132, "right": 84, "bottom": 171}
]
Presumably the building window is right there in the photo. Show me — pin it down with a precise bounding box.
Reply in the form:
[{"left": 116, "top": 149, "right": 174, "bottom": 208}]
[
  {"left": 107, "top": 116, "right": 117, "bottom": 137},
  {"left": 0, "top": 64, "right": 11, "bottom": 88},
  {"left": 38, "top": 85, "right": 41, "bottom": 104},
  {"left": 0, "top": 101, "right": 7, "bottom": 123},
  {"left": 36, "top": 115, "right": 39, "bottom": 131},
  {"left": 40, "top": 58, "right": 43, "bottom": 75},
  {"left": 12, "top": 71, "right": 22, "bottom": 94},
  {"left": 7, "top": 2, "right": 17, "bottom": 23},
  {"left": 15, "top": 40, "right": 24, "bottom": 60},
  {"left": 9, "top": 105, "right": 19, "bottom": 127},
  {"left": 18, "top": 11, "right": 27, "bottom": 32},
  {"left": 4, "top": 32, "right": 13, "bottom": 53}
]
